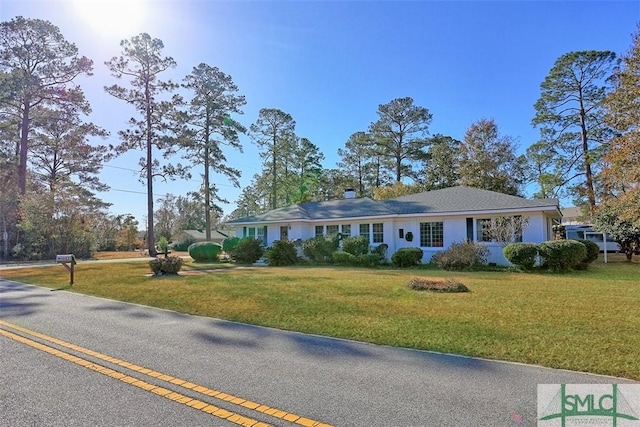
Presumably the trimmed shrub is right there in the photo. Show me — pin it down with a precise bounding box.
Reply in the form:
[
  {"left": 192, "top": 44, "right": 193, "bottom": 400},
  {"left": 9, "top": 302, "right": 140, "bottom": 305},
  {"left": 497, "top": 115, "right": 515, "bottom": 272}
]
[
  {"left": 357, "top": 253, "right": 384, "bottom": 267},
  {"left": 391, "top": 247, "right": 424, "bottom": 268},
  {"left": 265, "top": 240, "right": 298, "bottom": 266},
  {"left": 302, "top": 236, "right": 338, "bottom": 263},
  {"left": 149, "top": 258, "right": 162, "bottom": 275},
  {"left": 407, "top": 277, "right": 469, "bottom": 293},
  {"left": 229, "top": 238, "right": 264, "bottom": 264},
  {"left": 371, "top": 243, "right": 388, "bottom": 259},
  {"left": 571, "top": 238, "right": 599, "bottom": 269},
  {"left": 503, "top": 242, "right": 539, "bottom": 270},
  {"left": 431, "top": 241, "right": 489, "bottom": 271},
  {"left": 172, "top": 236, "right": 196, "bottom": 252},
  {"left": 188, "top": 241, "right": 222, "bottom": 263},
  {"left": 149, "top": 255, "right": 183, "bottom": 275},
  {"left": 222, "top": 237, "right": 241, "bottom": 253},
  {"left": 332, "top": 251, "right": 357, "bottom": 266},
  {"left": 341, "top": 236, "right": 370, "bottom": 256},
  {"left": 538, "top": 240, "right": 587, "bottom": 272}
]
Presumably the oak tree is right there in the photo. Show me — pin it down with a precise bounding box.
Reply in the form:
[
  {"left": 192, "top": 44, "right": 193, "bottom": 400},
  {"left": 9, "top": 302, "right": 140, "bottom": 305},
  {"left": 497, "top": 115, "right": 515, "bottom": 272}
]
[
  {"left": 601, "top": 27, "right": 640, "bottom": 227},
  {"left": 457, "top": 119, "right": 525, "bottom": 195}
]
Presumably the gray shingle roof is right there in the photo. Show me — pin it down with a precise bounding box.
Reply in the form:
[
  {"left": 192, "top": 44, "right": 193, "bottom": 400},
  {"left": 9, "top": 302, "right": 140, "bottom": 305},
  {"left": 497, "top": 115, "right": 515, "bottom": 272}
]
[
  {"left": 381, "top": 186, "right": 559, "bottom": 214},
  {"left": 228, "top": 197, "right": 394, "bottom": 224},
  {"left": 227, "top": 186, "right": 559, "bottom": 224}
]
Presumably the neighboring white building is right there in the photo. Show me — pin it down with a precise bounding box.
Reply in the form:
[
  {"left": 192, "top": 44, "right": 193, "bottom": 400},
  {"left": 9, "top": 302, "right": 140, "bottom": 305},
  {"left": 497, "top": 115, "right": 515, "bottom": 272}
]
[
  {"left": 560, "top": 207, "right": 621, "bottom": 252},
  {"left": 226, "top": 186, "right": 562, "bottom": 265}
]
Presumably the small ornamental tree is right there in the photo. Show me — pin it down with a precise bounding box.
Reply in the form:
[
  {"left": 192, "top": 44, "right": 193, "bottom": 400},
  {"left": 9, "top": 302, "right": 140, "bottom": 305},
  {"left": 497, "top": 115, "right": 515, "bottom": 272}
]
[
  {"left": 593, "top": 207, "right": 640, "bottom": 261},
  {"left": 157, "top": 236, "right": 170, "bottom": 257},
  {"left": 481, "top": 216, "right": 530, "bottom": 246}
]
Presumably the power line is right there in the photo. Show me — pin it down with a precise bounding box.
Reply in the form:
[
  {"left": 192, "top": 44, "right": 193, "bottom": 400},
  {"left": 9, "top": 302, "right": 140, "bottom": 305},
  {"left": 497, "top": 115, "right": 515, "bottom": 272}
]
[
  {"left": 102, "top": 164, "right": 240, "bottom": 188},
  {"left": 96, "top": 133, "right": 263, "bottom": 173},
  {"left": 105, "top": 188, "right": 238, "bottom": 204}
]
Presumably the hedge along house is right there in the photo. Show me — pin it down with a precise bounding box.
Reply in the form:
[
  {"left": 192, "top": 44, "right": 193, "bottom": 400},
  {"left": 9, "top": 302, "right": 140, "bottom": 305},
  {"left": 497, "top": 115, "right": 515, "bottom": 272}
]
[{"left": 226, "top": 186, "right": 562, "bottom": 265}]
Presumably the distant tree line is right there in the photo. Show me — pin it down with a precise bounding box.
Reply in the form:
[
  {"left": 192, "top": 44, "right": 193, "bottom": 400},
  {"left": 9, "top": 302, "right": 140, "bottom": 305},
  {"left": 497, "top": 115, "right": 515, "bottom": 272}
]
[{"left": 2, "top": 16, "right": 639, "bottom": 260}]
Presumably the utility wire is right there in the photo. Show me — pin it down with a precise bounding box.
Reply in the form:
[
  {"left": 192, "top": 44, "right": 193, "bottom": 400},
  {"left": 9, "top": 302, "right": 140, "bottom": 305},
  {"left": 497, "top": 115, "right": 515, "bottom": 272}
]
[{"left": 102, "top": 164, "right": 240, "bottom": 188}]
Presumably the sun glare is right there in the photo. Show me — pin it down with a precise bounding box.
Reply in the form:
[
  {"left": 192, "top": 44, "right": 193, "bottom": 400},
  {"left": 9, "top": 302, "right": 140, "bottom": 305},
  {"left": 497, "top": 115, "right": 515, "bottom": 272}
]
[{"left": 73, "top": 0, "right": 147, "bottom": 38}]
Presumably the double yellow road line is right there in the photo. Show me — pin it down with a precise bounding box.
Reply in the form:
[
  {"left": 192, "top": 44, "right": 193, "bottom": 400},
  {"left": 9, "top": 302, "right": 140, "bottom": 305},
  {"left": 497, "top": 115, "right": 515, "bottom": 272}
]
[{"left": 0, "top": 319, "right": 331, "bottom": 427}]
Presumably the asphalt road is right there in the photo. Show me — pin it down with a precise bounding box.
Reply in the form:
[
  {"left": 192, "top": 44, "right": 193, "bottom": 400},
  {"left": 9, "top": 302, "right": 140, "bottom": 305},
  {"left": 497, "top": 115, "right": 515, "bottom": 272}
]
[{"left": 0, "top": 279, "right": 635, "bottom": 427}]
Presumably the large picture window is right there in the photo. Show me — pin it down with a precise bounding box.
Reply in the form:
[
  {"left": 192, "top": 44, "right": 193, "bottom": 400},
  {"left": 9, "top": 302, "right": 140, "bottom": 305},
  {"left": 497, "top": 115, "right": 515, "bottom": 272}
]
[
  {"left": 372, "top": 223, "right": 384, "bottom": 243},
  {"left": 419, "top": 222, "right": 444, "bottom": 247}
]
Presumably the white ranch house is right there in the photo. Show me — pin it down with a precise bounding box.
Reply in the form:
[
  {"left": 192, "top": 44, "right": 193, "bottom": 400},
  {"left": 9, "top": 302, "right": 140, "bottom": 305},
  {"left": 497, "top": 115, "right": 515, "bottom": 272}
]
[{"left": 227, "top": 186, "right": 561, "bottom": 265}]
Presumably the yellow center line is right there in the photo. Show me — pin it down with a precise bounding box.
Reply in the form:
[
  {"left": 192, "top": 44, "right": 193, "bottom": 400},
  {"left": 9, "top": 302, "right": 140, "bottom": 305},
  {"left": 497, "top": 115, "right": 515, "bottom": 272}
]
[
  {"left": 0, "top": 320, "right": 332, "bottom": 427},
  {"left": 0, "top": 327, "right": 267, "bottom": 427}
]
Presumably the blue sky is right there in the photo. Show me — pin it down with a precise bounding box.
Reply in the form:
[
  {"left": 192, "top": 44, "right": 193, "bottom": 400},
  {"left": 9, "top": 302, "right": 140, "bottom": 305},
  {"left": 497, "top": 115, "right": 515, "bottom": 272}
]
[{"left": 3, "top": 1, "right": 640, "bottom": 223}]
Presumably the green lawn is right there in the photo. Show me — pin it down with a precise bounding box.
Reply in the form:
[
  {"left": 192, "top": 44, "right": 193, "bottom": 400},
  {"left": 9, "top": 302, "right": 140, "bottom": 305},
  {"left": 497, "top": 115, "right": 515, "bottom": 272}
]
[{"left": 2, "top": 257, "right": 639, "bottom": 380}]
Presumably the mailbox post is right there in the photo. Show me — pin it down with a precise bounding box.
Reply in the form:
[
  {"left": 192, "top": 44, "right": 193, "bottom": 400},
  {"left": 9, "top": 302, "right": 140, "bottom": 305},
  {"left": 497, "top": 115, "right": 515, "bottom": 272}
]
[{"left": 56, "top": 254, "right": 76, "bottom": 286}]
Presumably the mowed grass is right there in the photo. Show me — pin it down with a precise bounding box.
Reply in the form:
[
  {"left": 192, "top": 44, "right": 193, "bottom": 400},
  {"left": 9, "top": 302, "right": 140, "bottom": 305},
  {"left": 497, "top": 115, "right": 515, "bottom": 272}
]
[{"left": 2, "top": 256, "right": 639, "bottom": 380}]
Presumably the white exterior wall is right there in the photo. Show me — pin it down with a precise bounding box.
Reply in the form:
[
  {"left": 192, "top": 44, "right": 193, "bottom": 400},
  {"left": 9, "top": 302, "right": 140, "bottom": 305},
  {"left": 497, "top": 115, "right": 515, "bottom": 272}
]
[
  {"left": 231, "top": 211, "right": 558, "bottom": 266},
  {"left": 522, "top": 214, "right": 546, "bottom": 243},
  {"left": 387, "top": 216, "right": 465, "bottom": 263}
]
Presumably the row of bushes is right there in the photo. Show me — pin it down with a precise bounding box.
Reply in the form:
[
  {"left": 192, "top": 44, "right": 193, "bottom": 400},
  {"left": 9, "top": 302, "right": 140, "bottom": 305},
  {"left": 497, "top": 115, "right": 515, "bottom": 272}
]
[
  {"left": 503, "top": 239, "right": 599, "bottom": 272},
  {"left": 176, "top": 236, "right": 490, "bottom": 271},
  {"left": 269, "top": 236, "right": 393, "bottom": 267},
  {"left": 150, "top": 237, "right": 600, "bottom": 275}
]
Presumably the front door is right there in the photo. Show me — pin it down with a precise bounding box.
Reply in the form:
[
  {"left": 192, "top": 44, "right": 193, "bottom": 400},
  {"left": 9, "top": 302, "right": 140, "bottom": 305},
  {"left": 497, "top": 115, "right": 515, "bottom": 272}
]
[{"left": 280, "top": 226, "right": 289, "bottom": 241}]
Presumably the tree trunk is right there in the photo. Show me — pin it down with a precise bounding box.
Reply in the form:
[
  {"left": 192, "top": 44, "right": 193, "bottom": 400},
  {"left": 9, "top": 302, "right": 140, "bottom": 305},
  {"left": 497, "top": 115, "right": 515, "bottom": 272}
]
[
  {"left": 271, "top": 136, "right": 277, "bottom": 209},
  {"left": 204, "top": 108, "right": 211, "bottom": 241},
  {"left": 145, "top": 85, "right": 157, "bottom": 257},
  {"left": 579, "top": 95, "right": 596, "bottom": 212},
  {"left": 18, "top": 103, "right": 30, "bottom": 195},
  {"left": 204, "top": 165, "right": 211, "bottom": 240}
]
